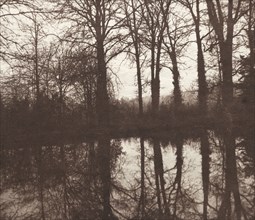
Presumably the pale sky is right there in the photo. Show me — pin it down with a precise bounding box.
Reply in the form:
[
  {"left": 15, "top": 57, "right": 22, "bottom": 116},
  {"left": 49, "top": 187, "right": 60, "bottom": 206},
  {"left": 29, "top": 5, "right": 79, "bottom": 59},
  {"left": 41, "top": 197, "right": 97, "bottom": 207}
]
[{"left": 110, "top": 46, "right": 198, "bottom": 99}]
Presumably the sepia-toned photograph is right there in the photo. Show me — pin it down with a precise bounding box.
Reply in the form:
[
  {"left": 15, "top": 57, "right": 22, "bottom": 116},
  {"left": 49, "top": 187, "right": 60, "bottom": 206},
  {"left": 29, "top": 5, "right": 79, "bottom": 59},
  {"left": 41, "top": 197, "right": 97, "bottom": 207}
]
[{"left": 0, "top": 0, "right": 254, "bottom": 219}]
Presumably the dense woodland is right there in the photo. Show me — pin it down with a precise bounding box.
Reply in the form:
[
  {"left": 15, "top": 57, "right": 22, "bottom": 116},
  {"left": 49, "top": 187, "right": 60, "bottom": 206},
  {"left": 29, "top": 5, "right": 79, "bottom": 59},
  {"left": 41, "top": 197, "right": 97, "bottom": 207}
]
[
  {"left": 0, "top": 0, "right": 254, "bottom": 137},
  {"left": 0, "top": 1, "right": 255, "bottom": 220}
]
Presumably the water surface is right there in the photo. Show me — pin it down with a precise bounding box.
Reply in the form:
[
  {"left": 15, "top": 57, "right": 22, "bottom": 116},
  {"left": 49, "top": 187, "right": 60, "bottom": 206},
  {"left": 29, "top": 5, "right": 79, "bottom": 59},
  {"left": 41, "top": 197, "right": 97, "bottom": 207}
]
[{"left": 0, "top": 130, "right": 254, "bottom": 220}]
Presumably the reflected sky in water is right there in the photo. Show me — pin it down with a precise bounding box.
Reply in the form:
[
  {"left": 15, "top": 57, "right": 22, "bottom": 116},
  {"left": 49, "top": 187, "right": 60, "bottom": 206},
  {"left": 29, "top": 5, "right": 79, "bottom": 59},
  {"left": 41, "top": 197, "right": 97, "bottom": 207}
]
[{"left": 0, "top": 131, "right": 254, "bottom": 220}]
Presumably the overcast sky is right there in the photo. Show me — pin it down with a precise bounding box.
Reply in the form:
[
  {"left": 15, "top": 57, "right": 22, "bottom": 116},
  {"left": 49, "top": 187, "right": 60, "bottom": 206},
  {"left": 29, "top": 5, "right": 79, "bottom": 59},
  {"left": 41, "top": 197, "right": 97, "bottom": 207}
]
[
  {"left": 1, "top": 1, "right": 249, "bottom": 100},
  {"left": 110, "top": 45, "right": 198, "bottom": 99}
]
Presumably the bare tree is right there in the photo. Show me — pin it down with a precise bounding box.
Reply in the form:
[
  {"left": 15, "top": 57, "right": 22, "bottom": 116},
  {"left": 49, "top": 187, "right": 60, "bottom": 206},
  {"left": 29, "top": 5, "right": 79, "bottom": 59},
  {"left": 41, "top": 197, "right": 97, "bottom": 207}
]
[
  {"left": 164, "top": 21, "right": 183, "bottom": 110},
  {"left": 246, "top": 0, "right": 254, "bottom": 77},
  {"left": 205, "top": 2, "right": 246, "bottom": 219},
  {"left": 245, "top": 0, "right": 255, "bottom": 113},
  {"left": 56, "top": 0, "right": 125, "bottom": 128},
  {"left": 205, "top": 0, "right": 244, "bottom": 109},
  {"left": 141, "top": 0, "right": 172, "bottom": 116},
  {"left": 72, "top": 48, "right": 98, "bottom": 127},
  {"left": 123, "top": 0, "right": 144, "bottom": 116},
  {"left": 0, "top": 0, "right": 39, "bottom": 63},
  {"left": 163, "top": 4, "right": 191, "bottom": 113},
  {"left": 178, "top": 0, "right": 208, "bottom": 114}
]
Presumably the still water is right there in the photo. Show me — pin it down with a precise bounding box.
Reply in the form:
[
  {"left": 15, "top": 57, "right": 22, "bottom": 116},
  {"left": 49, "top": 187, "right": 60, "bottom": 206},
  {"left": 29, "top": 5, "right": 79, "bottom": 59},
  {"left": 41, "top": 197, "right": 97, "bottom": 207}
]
[{"left": 0, "top": 130, "right": 254, "bottom": 220}]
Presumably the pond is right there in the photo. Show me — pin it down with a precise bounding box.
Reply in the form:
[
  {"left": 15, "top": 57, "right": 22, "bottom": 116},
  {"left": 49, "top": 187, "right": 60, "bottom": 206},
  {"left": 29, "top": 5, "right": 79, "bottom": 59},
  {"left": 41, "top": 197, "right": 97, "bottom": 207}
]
[{"left": 0, "top": 130, "right": 254, "bottom": 220}]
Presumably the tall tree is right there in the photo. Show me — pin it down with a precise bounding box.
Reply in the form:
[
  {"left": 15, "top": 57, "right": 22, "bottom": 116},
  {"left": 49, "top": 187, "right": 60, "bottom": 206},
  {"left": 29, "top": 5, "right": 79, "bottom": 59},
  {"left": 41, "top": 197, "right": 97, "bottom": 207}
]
[
  {"left": 205, "top": 0, "right": 243, "bottom": 109},
  {"left": 123, "top": 0, "right": 144, "bottom": 116},
  {"left": 179, "top": 0, "right": 208, "bottom": 114},
  {"left": 205, "top": 2, "right": 245, "bottom": 219},
  {"left": 141, "top": 0, "right": 172, "bottom": 115},
  {"left": 57, "top": 0, "right": 124, "bottom": 128},
  {"left": 245, "top": 0, "right": 255, "bottom": 113},
  {"left": 163, "top": 4, "right": 191, "bottom": 113},
  {"left": 164, "top": 22, "right": 183, "bottom": 110}
]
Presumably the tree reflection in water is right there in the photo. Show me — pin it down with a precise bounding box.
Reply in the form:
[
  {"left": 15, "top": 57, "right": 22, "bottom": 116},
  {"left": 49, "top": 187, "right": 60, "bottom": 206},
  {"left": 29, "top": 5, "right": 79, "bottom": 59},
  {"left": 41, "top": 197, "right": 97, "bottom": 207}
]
[
  {"left": 0, "top": 131, "right": 254, "bottom": 220},
  {"left": 200, "top": 128, "right": 210, "bottom": 220},
  {"left": 171, "top": 132, "right": 184, "bottom": 220}
]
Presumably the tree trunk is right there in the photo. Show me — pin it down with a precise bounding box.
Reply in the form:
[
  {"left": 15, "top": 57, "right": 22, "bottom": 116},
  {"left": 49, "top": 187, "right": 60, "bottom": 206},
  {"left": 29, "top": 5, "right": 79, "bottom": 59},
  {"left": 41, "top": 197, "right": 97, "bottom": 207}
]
[
  {"left": 95, "top": 0, "right": 109, "bottom": 128},
  {"left": 58, "top": 59, "right": 64, "bottom": 130},
  {"left": 33, "top": 19, "right": 42, "bottom": 132},
  {"left": 152, "top": 77, "right": 160, "bottom": 115},
  {"left": 85, "top": 79, "right": 94, "bottom": 127},
  {"left": 171, "top": 52, "right": 182, "bottom": 110},
  {"left": 187, "top": 0, "right": 208, "bottom": 114},
  {"left": 150, "top": 35, "right": 157, "bottom": 116},
  {"left": 136, "top": 53, "right": 144, "bottom": 116},
  {"left": 130, "top": 0, "right": 143, "bottom": 116},
  {"left": 247, "top": 0, "right": 255, "bottom": 113},
  {"left": 220, "top": 42, "right": 233, "bottom": 109},
  {"left": 96, "top": 38, "right": 109, "bottom": 128},
  {"left": 165, "top": 24, "right": 182, "bottom": 113},
  {"left": 153, "top": 41, "right": 162, "bottom": 115},
  {"left": 195, "top": 25, "right": 207, "bottom": 114},
  {"left": 34, "top": 21, "right": 40, "bottom": 102}
]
